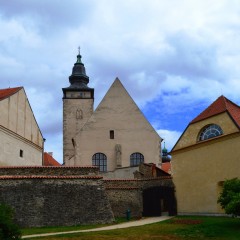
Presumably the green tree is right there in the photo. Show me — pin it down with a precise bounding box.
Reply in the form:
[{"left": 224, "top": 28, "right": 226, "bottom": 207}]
[
  {"left": 0, "top": 203, "right": 21, "bottom": 240},
  {"left": 218, "top": 178, "right": 240, "bottom": 217}
]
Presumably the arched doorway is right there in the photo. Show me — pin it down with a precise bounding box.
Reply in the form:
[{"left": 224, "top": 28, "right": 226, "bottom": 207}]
[{"left": 142, "top": 187, "right": 176, "bottom": 216}]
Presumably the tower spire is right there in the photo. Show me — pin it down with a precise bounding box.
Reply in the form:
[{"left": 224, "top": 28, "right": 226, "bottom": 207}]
[
  {"left": 68, "top": 48, "right": 89, "bottom": 88},
  {"left": 76, "top": 47, "right": 82, "bottom": 64}
]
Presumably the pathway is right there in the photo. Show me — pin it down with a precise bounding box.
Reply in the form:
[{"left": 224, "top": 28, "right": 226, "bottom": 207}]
[{"left": 22, "top": 216, "right": 173, "bottom": 239}]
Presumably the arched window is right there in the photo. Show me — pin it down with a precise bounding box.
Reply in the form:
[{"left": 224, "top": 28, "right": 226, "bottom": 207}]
[
  {"left": 130, "top": 153, "right": 144, "bottom": 167},
  {"left": 198, "top": 124, "right": 223, "bottom": 141},
  {"left": 92, "top": 153, "right": 107, "bottom": 172}
]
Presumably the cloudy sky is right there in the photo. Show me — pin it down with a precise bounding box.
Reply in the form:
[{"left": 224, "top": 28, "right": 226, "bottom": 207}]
[{"left": 0, "top": 0, "right": 240, "bottom": 163}]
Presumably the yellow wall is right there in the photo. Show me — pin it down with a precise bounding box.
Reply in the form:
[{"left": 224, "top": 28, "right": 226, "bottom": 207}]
[
  {"left": 174, "top": 112, "right": 239, "bottom": 151},
  {"left": 172, "top": 113, "right": 240, "bottom": 215}
]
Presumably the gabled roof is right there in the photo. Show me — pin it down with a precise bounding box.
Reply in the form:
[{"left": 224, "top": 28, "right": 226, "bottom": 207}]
[
  {"left": 0, "top": 87, "right": 22, "bottom": 101},
  {"left": 80, "top": 78, "right": 161, "bottom": 140},
  {"left": 191, "top": 95, "right": 240, "bottom": 127},
  {"left": 43, "top": 152, "right": 61, "bottom": 166}
]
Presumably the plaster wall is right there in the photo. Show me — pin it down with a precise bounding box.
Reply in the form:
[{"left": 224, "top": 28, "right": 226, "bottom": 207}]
[
  {"left": 172, "top": 132, "right": 240, "bottom": 215},
  {"left": 173, "top": 112, "right": 239, "bottom": 151},
  {"left": 71, "top": 80, "right": 161, "bottom": 171},
  {"left": 0, "top": 88, "right": 43, "bottom": 148},
  {"left": 0, "top": 126, "right": 42, "bottom": 166}
]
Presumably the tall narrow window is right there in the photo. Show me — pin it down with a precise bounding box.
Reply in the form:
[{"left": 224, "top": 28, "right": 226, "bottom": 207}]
[
  {"left": 110, "top": 130, "right": 114, "bottom": 139},
  {"left": 20, "top": 149, "right": 23, "bottom": 158},
  {"left": 92, "top": 153, "right": 107, "bottom": 172},
  {"left": 130, "top": 152, "right": 144, "bottom": 166}
]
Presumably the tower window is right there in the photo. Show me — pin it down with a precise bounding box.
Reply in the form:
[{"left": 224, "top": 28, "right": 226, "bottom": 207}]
[
  {"left": 20, "top": 149, "right": 23, "bottom": 158},
  {"left": 72, "top": 138, "right": 76, "bottom": 147},
  {"left": 110, "top": 130, "right": 114, "bottom": 139}
]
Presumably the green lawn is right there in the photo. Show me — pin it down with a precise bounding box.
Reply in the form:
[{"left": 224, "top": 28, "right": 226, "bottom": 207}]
[{"left": 22, "top": 216, "right": 240, "bottom": 240}]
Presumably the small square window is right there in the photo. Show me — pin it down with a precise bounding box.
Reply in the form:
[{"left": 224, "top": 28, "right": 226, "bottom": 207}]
[
  {"left": 110, "top": 130, "right": 114, "bottom": 139},
  {"left": 20, "top": 150, "right": 23, "bottom": 158}
]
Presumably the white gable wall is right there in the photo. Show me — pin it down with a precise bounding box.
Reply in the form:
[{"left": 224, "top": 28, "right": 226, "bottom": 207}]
[
  {"left": 0, "top": 88, "right": 43, "bottom": 166},
  {"left": 70, "top": 79, "right": 161, "bottom": 171}
]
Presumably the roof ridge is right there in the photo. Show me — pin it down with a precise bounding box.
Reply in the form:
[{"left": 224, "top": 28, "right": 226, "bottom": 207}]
[
  {"left": 190, "top": 95, "right": 240, "bottom": 127},
  {"left": 191, "top": 95, "right": 229, "bottom": 124},
  {"left": 0, "top": 87, "right": 23, "bottom": 101}
]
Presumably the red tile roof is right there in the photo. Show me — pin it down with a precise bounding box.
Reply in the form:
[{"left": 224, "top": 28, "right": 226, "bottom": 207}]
[
  {"left": 0, "top": 87, "right": 22, "bottom": 101},
  {"left": 161, "top": 162, "right": 171, "bottom": 174},
  {"left": 191, "top": 95, "right": 240, "bottom": 127},
  {"left": 43, "top": 152, "right": 61, "bottom": 166}
]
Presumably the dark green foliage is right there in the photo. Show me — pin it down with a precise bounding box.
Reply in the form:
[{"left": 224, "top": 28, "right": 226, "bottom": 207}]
[
  {"left": 0, "top": 203, "right": 21, "bottom": 240},
  {"left": 218, "top": 178, "right": 240, "bottom": 217}
]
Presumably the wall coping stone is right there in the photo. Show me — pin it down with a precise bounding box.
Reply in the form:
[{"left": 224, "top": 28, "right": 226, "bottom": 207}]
[
  {"left": 106, "top": 187, "right": 139, "bottom": 190},
  {"left": 0, "top": 175, "right": 103, "bottom": 180},
  {"left": 104, "top": 176, "right": 172, "bottom": 182},
  {"left": 0, "top": 166, "right": 98, "bottom": 169}
]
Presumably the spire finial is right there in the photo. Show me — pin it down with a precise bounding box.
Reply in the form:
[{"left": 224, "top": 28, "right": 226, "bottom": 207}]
[{"left": 76, "top": 46, "right": 82, "bottom": 64}]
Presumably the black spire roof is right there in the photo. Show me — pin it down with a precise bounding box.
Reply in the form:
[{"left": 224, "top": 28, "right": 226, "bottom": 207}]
[
  {"left": 62, "top": 50, "right": 94, "bottom": 99},
  {"left": 68, "top": 51, "right": 90, "bottom": 89}
]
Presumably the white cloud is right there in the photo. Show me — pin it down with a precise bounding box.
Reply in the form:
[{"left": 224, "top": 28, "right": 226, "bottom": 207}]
[
  {"left": 157, "top": 129, "right": 182, "bottom": 151},
  {"left": 0, "top": 0, "right": 240, "bottom": 163}
]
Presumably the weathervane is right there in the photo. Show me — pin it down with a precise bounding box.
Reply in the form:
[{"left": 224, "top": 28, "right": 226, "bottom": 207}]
[{"left": 78, "top": 46, "right": 80, "bottom": 55}]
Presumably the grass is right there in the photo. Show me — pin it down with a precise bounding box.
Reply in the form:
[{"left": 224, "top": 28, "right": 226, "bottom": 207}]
[
  {"left": 21, "top": 216, "right": 240, "bottom": 240},
  {"left": 21, "top": 218, "right": 128, "bottom": 235}
]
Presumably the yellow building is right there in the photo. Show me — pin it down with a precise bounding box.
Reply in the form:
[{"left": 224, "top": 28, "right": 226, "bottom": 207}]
[{"left": 171, "top": 96, "right": 240, "bottom": 215}]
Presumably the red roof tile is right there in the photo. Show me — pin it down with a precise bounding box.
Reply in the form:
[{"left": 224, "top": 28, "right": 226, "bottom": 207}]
[
  {"left": 191, "top": 95, "right": 240, "bottom": 127},
  {"left": 43, "top": 152, "right": 61, "bottom": 166},
  {"left": 161, "top": 162, "right": 171, "bottom": 174},
  {"left": 0, "top": 87, "right": 22, "bottom": 101}
]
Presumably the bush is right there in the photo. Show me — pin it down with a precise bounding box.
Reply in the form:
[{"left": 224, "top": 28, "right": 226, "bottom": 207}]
[
  {"left": 0, "top": 203, "right": 21, "bottom": 240},
  {"left": 218, "top": 178, "right": 240, "bottom": 217}
]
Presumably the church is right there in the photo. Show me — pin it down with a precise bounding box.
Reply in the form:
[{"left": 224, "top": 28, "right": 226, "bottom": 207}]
[{"left": 62, "top": 52, "right": 162, "bottom": 175}]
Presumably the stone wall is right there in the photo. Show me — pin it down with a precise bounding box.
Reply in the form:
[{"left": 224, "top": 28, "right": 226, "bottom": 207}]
[
  {"left": 104, "top": 176, "right": 174, "bottom": 218},
  {"left": 0, "top": 167, "right": 114, "bottom": 227},
  {"left": 0, "top": 166, "right": 175, "bottom": 226},
  {"left": 0, "top": 166, "right": 99, "bottom": 176},
  {"left": 106, "top": 188, "right": 142, "bottom": 218}
]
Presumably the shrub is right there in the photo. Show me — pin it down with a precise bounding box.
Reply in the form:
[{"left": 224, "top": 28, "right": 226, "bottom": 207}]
[
  {"left": 0, "top": 203, "right": 21, "bottom": 240},
  {"left": 218, "top": 178, "right": 240, "bottom": 217}
]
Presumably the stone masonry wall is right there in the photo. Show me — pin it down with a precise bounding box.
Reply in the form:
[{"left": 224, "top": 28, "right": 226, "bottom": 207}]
[
  {"left": 0, "top": 166, "right": 99, "bottom": 176},
  {"left": 104, "top": 176, "right": 174, "bottom": 218},
  {"left": 106, "top": 188, "right": 142, "bottom": 218},
  {"left": 0, "top": 175, "right": 114, "bottom": 227}
]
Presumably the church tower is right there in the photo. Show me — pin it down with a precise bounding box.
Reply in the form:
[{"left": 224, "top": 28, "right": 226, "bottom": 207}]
[{"left": 62, "top": 51, "right": 94, "bottom": 164}]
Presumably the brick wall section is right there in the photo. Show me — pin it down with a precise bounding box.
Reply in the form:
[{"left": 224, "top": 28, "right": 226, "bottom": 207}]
[
  {"left": 135, "top": 163, "right": 170, "bottom": 179},
  {"left": 0, "top": 166, "right": 99, "bottom": 176},
  {"left": 0, "top": 176, "right": 114, "bottom": 227}
]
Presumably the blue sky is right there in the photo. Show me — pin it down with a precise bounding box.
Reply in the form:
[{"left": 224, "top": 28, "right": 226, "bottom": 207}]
[{"left": 0, "top": 0, "right": 240, "bottom": 163}]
